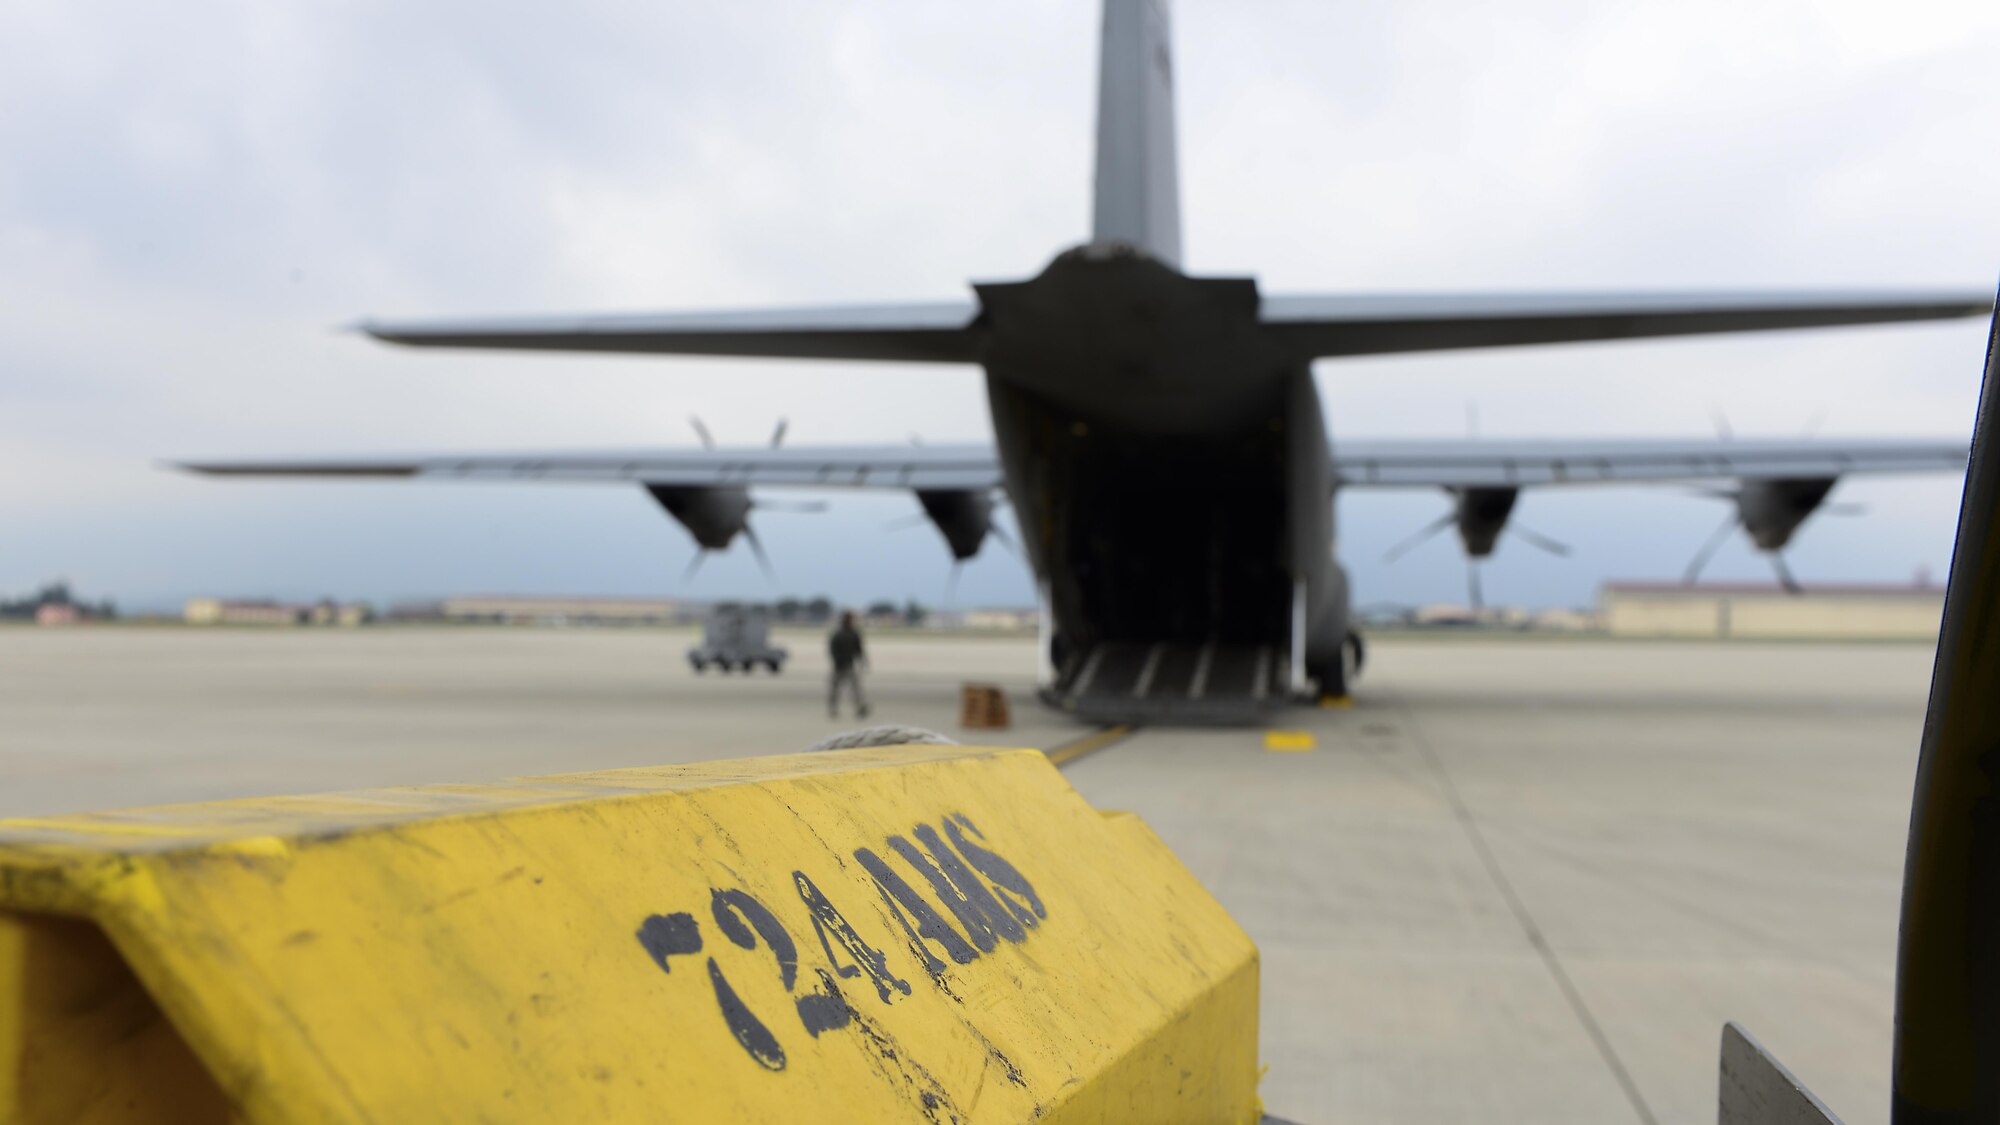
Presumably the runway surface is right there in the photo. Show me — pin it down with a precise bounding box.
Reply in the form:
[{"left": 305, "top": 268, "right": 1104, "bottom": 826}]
[{"left": 0, "top": 627, "right": 1935, "bottom": 1124}]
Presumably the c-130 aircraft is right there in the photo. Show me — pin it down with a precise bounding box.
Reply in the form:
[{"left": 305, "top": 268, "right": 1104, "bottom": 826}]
[{"left": 186, "top": 0, "right": 1989, "bottom": 725}]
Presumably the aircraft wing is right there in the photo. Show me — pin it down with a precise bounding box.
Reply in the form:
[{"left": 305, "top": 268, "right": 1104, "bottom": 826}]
[
  {"left": 176, "top": 444, "right": 1005, "bottom": 491},
  {"left": 1259, "top": 290, "right": 1993, "bottom": 358},
  {"left": 1332, "top": 437, "right": 1968, "bottom": 488},
  {"left": 357, "top": 302, "right": 985, "bottom": 364},
  {"left": 184, "top": 436, "right": 1966, "bottom": 493}
]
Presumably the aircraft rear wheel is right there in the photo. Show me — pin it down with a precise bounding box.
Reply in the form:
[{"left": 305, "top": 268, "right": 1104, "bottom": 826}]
[{"left": 1318, "top": 632, "right": 1365, "bottom": 699}]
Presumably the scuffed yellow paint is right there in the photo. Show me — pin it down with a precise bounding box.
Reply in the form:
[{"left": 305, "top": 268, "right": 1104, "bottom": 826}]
[
  {"left": 0, "top": 746, "right": 1259, "bottom": 1123},
  {"left": 1262, "top": 731, "right": 1316, "bottom": 752}
]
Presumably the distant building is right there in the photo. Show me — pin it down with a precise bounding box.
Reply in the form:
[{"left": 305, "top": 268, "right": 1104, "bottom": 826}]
[
  {"left": 385, "top": 601, "right": 446, "bottom": 622},
  {"left": 439, "top": 595, "right": 686, "bottom": 626},
  {"left": 957, "top": 608, "right": 1038, "bottom": 631},
  {"left": 1599, "top": 582, "right": 1945, "bottom": 640},
  {"left": 1529, "top": 608, "right": 1600, "bottom": 632},
  {"left": 1411, "top": 603, "right": 1481, "bottom": 627},
  {"left": 185, "top": 599, "right": 302, "bottom": 626},
  {"left": 310, "top": 600, "right": 375, "bottom": 627},
  {"left": 184, "top": 598, "right": 373, "bottom": 626}
]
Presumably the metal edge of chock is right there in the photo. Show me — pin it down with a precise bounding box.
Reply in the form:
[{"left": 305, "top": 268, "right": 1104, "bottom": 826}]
[
  {"left": 1890, "top": 287, "right": 2000, "bottom": 1125},
  {"left": 1719, "top": 1022, "right": 1843, "bottom": 1125}
]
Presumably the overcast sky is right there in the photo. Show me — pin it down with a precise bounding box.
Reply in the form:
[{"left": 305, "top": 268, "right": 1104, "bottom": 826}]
[{"left": 4, "top": 0, "right": 1998, "bottom": 613}]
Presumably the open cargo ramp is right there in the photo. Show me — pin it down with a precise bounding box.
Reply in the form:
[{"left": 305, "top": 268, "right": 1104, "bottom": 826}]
[{"left": 1051, "top": 640, "right": 1290, "bottom": 726}]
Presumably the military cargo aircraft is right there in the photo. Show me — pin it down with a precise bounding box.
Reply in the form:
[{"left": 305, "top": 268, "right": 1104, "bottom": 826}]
[{"left": 182, "top": 0, "right": 1989, "bottom": 725}]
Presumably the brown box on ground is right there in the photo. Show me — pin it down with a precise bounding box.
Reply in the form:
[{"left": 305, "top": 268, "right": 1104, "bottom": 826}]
[{"left": 959, "top": 683, "right": 1011, "bottom": 730}]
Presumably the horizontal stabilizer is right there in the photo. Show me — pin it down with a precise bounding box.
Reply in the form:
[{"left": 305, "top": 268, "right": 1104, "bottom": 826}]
[
  {"left": 359, "top": 301, "right": 985, "bottom": 364},
  {"left": 1260, "top": 289, "right": 1993, "bottom": 358}
]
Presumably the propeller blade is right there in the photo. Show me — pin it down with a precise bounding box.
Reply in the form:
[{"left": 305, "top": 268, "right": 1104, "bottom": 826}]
[
  {"left": 1509, "top": 523, "right": 1572, "bottom": 558},
  {"left": 1710, "top": 406, "right": 1734, "bottom": 442},
  {"left": 909, "top": 433, "right": 924, "bottom": 447},
  {"left": 689, "top": 415, "right": 715, "bottom": 450},
  {"left": 683, "top": 551, "right": 708, "bottom": 582},
  {"left": 1770, "top": 551, "right": 1802, "bottom": 595},
  {"left": 944, "top": 561, "right": 962, "bottom": 605},
  {"left": 1467, "top": 561, "right": 1484, "bottom": 611},
  {"left": 989, "top": 521, "right": 1021, "bottom": 558},
  {"left": 770, "top": 417, "right": 788, "bottom": 449},
  {"left": 1683, "top": 512, "right": 1740, "bottom": 585},
  {"left": 742, "top": 523, "right": 777, "bottom": 582},
  {"left": 754, "top": 499, "right": 829, "bottom": 514},
  {"left": 1383, "top": 512, "right": 1456, "bottom": 563}
]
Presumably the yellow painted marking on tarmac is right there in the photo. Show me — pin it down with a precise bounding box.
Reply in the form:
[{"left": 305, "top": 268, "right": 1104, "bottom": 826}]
[
  {"left": 1319, "top": 694, "right": 1354, "bottom": 709},
  {"left": 0, "top": 745, "right": 1259, "bottom": 1123},
  {"left": 1263, "top": 730, "right": 1316, "bottom": 752},
  {"left": 1043, "top": 724, "right": 1135, "bottom": 768}
]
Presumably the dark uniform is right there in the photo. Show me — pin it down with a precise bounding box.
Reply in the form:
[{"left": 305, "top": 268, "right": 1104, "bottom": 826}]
[{"left": 828, "top": 616, "right": 870, "bottom": 718}]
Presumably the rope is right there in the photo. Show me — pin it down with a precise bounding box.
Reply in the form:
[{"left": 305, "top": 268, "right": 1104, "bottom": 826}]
[{"left": 803, "top": 726, "right": 959, "bottom": 753}]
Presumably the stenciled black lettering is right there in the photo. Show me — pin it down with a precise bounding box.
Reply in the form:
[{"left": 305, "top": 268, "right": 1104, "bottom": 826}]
[
  {"left": 891, "top": 828, "right": 1023, "bottom": 951},
  {"left": 855, "top": 846, "right": 980, "bottom": 971},
  {"left": 946, "top": 814, "right": 1046, "bottom": 925},
  {"left": 707, "top": 957, "right": 785, "bottom": 1071},
  {"left": 794, "top": 870, "right": 912, "bottom": 1003},
  {"left": 710, "top": 887, "right": 798, "bottom": 991},
  {"left": 635, "top": 912, "right": 703, "bottom": 973},
  {"left": 794, "top": 967, "right": 852, "bottom": 1037},
  {"left": 705, "top": 887, "right": 808, "bottom": 1070}
]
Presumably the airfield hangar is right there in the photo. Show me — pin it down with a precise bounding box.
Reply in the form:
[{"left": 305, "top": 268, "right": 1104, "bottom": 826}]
[{"left": 1599, "top": 581, "right": 1945, "bottom": 640}]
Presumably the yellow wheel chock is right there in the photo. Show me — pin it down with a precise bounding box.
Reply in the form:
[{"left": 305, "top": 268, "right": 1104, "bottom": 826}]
[{"left": 0, "top": 745, "right": 1260, "bottom": 1123}]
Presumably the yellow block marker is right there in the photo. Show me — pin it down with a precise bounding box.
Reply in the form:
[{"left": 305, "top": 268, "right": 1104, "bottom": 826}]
[
  {"left": 1263, "top": 730, "right": 1316, "bottom": 752},
  {"left": 0, "top": 746, "right": 1260, "bottom": 1124},
  {"left": 1319, "top": 694, "right": 1354, "bottom": 709}
]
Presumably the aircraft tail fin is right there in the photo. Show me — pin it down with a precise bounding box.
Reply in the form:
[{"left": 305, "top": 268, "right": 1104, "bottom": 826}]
[{"left": 1092, "top": 0, "right": 1182, "bottom": 267}]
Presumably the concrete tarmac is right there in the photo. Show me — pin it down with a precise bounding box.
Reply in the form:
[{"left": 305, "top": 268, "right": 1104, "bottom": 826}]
[{"left": 0, "top": 627, "right": 1935, "bottom": 1124}]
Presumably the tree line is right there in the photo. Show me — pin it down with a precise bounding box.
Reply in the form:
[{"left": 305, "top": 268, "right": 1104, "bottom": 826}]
[{"left": 0, "top": 581, "right": 117, "bottom": 621}]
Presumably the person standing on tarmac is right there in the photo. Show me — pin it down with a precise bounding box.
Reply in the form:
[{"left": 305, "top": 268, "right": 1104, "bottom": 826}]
[{"left": 828, "top": 611, "right": 871, "bottom": 719}]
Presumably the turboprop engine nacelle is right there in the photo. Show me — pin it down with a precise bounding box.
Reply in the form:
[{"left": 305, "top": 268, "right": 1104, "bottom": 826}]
[
  {"left": 1734, "top": 477, "right": 1837, "bottom": 551},
  {"left": 644, "top": 484, "right": 752, "bottom": 550},
  {"left": 1452, "top": 487, "right": 1518, "bottom": 558},
  {"left": 1382, "top": 486, "right": 1570, "bottom": 608},
  {"left": 639, "top": 415, "right": 815, "bottom": 579},
  {"left": 1683, "top": 476, "right": 1846, "bottom": 594},
  {"left": 915, "top": 488, "right": 1006, "bottom": 561}
]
